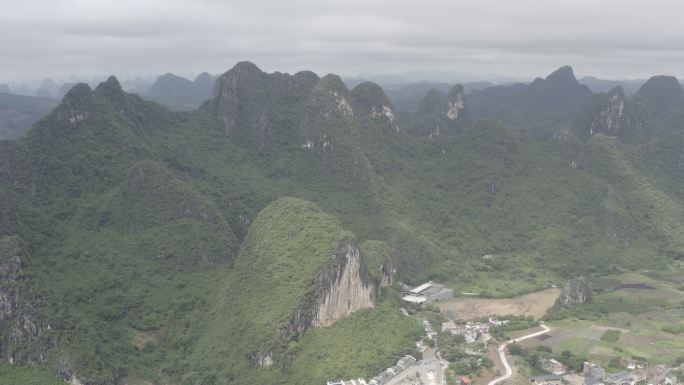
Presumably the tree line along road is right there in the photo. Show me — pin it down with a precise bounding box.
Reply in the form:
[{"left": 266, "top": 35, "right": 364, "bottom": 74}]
[{"left": 487, "top": 323, "right": 552, "bottom": 385}]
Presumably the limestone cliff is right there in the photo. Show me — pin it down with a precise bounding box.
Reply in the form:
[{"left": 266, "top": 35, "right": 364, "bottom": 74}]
[
  {"left": 445, "top": 85, "right": 468, "bottom": 122},
  {"left": 409, "top": 85, "right": 470, "bottom": 137},
  {"left": 554, "top": 276, "right": 592, "bottom": 309},
  {"left": 54, "top": 83, "right": 93, "bottom": 125},
  {"left": 588, "top": 86, "right": 629, "bottom": 137},
  {"left": 0, "top": 236, "right": 52, "bottom": 366},
  {"left": 574, "top": 86, "right": 633, "bottom": 141},
  {"left": 311, "top": 240, "right": 380, "bottom": 327},
  {"left": 250, "top": 239, "right": 392, "bottom": 368},
  {"left": 299, "top": 74, "right": 355, "bottom": 152},
  {"left": 351, "top": 81, "right": 400, "bottom": 131},
  {"left": 209, "top": 61, "right": 270, "bottom": 137}
]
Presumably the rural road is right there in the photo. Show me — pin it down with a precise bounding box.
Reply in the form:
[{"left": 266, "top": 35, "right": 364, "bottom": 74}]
[{"left": 487, "top": 323, "right": 551, "bottom": 385}]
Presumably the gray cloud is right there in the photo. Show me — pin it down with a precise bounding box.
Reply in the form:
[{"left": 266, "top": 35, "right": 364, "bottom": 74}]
[{"left": 2, "top": 0, "right": 684, "bottom": 82}]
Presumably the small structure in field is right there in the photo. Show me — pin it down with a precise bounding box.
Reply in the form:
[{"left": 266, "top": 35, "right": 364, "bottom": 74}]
[{"left": 402, "top": 281, "right": 454, "bottom": 304}]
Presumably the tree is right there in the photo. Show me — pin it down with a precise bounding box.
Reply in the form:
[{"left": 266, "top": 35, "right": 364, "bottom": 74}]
[
  {"left": 609, "top": 356, "right": 622, "bottom": 369},
  {"left": 481, "top": 356, "right": 494, "bottom": 369},
  {"left": 508, "top": 343, "right": 527, "bottom": 357}
]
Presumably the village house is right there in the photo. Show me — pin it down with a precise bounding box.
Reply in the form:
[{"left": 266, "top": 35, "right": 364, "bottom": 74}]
[
  {"left": 604, "top": 370, "right": 647, "bottom": 385},
  {"left": 540, "top": 358, "right": 566, "bottom": 375},
  {"left": 327, "top": 379, "right": 367, "bottom": 385},
  {"left": 367, "top": 355, "right": 417, "bottom": 385},
  {"left": 529, "top": 374, "right": 562, "bottom": 385},
  {"left": 582, "top": 359, "right": 683, "bottom": 385},
  {"left": 421, "top": 319, "right": 438, "bottom": 340},
  {"left": 441, "top": 321, "right": 490, "bottom": 344},
  {"left": 328, "top": 356, "right": 417, "bottom": 385},
  {"left": 488, "top": 318, "right": 510, "bottom": 327},
  {"left": 583, "top": 362, "right": 606, "bottom": 380}
]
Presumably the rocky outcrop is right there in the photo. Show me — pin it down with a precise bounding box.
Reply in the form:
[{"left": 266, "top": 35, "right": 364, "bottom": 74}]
[
  {"left": 574, "top": 86, "right": 633, "bottom": 140},
  {"left": 312, "top": 240, "right": 378, "bottom": 327},
  {"left": 0, "top": 241, "right": 21, "bottom": 320},
  {"left": 554, "top": 276, "right": 592, "bottom": 309},
  {"left": 286, "top": 238, "right": 386, "bottom": 332},
  {"left": 573, "top": 74, "right": 684, "bottom": 143},
  {"left": 351, "top": 82, "right": 400, "bottom": 131},
  {"left": 0, "top": 236, "right": 52, "bottom": 366},
  {"left": 409, "top": 85, "right": 470, "bottom": 137},
  {"left": 250, "top": 238, "right": 391, "bottom": 368},
  {"left": 55, "top": 84, "right": 93, "bottom": 125},
  {"left": 588, "top": 87, "right": 629, "bottom": 137},
  {"left": 210, "top": 61, "right": 270, "bottom": 136},
  {"left": 57, "top": 356, "right": 108, "bottom": 385},
  {"left": 308, "top": 74, "right": 354, "bottom": 119},
  {"left": 445, "top": 85, "right": 468, "bottom": 121},
  {"left": 298, "top": 74, "right": 357, "bottom": 152}
]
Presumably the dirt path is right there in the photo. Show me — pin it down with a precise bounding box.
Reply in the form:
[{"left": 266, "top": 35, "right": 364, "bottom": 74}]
[{"left": 487, "top": 324, "right": 551, "bottom": 385}]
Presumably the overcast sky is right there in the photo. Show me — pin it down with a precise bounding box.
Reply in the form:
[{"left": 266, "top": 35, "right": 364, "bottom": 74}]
[{"left": 2, "top": 0, "right": 684, "bottom": 83}]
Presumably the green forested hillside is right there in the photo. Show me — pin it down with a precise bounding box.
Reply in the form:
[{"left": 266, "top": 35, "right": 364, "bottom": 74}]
[
  {"left": 0, "top": 92, "right": 58, "bottom": 140},
  {"left": 1, "top": 62, "right": 684, "bottom": 384}
]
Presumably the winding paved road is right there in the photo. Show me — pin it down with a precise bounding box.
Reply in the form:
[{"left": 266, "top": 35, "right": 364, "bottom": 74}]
[{"left": 487, "top": 323, "right": 551, "bottom": 385}]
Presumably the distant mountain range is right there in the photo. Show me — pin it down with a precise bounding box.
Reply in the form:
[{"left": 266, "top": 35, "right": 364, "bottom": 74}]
[
  {"left": 0, "top": 92, "right": 58, "bottom": 139},
  {"left": 579, "top": 76, "right": 646, "bottom": 95},
  {"left": 143, "top": 72, "right": 216, "bottom": 110},
  {"left": 0, "top": 70, "right": 678, "bottom": 139}
]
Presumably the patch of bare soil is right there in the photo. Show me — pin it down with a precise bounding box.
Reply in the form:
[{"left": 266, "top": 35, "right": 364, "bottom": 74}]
[{"left": 439, "top": 288, "right": 561, "bottom": 321}]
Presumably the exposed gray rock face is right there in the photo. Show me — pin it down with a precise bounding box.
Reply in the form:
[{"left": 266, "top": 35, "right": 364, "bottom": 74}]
[
  {"left": 574, "top": 86, "right": 634, "bottom": 141},
  {"left": 350, "top": 81, "right": 400, "bottom": 131},
  {"left": 555, "top": 276, "right": 592, "bottom": 309},
  {"left": 249, "top": 239, "right": 391, "bottom": 368},
  {"left": 0, "top": 236, "right": 52, "bottom": 366},
  {"left": 574, "top": 75, "right": 684, "bottom": 143},
  {"left": 445, "top": 85, "right": 468, "bottom": 121},
  {"left": 210, "top": 61, "right": 269, "bottom": 136},
  {"left": 308, "top": 74, "right": 354, "bottom": 119},
  {"left": 409, "top": 85, "right": 470, "bottom": 138},
  {"left": 587, "top": 87, "right": 630, "bottom": 137},
  {"left": 56, "top": 84, "right": 93, "bottom": 125},
  {"left": 0, "top": 249, "right": 21, "bottom": 320},
  {"left": 57, "top": 356, "right": 102, "bottom": 385},
  {"left": 312, "top": 241, "right": 378, "bottom": 327},
  {"left": 298, "top": 74, "right": 357, "bottom": 152}
]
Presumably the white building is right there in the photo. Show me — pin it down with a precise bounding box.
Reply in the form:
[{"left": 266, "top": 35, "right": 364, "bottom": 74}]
[
  {"left": 327, "top": 379, "right": 367, "bottom": 385},
  {"left": 402, "top": 295, "right": 426, "bottom": 304}
]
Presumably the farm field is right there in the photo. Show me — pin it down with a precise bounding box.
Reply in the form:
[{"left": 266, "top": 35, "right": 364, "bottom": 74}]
[
  {"left": 520, "top": 271, "right": 684, "bottom": 366},
  {"left": 438, "top": 288, "right": 561, "bottom": 321}
]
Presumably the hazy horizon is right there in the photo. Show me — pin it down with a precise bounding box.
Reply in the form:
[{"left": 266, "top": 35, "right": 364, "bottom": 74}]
[{"left": 3, "top": 0, "right": 684, "bottom": 84}]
